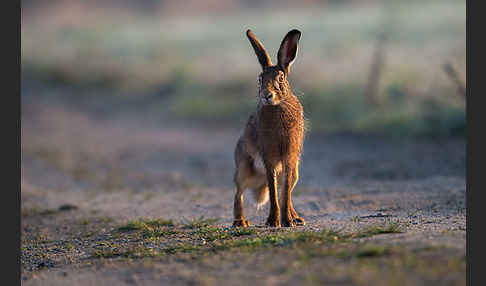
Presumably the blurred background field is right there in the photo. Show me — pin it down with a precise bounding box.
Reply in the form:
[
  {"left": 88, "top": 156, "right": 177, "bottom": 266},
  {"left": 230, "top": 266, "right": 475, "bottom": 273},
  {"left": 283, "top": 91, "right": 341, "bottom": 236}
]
[{"left": 21, "top": 0, "right": 466, "bottom": 137}]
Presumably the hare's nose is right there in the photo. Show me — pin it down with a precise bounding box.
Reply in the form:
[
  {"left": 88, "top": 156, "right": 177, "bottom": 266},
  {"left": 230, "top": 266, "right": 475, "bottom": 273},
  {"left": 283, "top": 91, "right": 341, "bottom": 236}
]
[{"left": 264, "top": 93, "right": 273, "bottom": 100}]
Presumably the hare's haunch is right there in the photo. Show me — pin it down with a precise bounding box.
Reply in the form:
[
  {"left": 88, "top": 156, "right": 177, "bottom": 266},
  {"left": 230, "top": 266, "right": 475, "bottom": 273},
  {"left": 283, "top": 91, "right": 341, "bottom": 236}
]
[{"left": 233, "top": 29, "right": 305, "bottom": 228}]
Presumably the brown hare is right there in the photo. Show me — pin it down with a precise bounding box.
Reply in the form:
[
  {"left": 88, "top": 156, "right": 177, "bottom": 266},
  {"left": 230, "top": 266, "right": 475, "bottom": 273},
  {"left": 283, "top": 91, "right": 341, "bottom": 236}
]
[{"left": 233, "top": 29, "right": 305, "bottom": 228}]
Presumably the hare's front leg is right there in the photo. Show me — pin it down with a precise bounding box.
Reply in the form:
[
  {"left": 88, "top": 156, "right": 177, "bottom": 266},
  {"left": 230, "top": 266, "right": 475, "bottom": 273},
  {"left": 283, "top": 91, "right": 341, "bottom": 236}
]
[
  {"left": 289, "top": 166, "right": 305, "bottom": 226},
  {"left": 281, "top": 163, "right": 300, "bottom": 227},
  {"left": 265, "top": 167, "right": 281, "bottom": 227}
]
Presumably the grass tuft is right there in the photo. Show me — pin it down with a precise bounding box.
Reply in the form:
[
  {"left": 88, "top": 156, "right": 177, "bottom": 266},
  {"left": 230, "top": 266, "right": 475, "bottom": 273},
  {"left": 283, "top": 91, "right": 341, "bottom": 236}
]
[
  {"left": 117, "top": 218, "right": 174, "bottom": 232},
  {"left": 182, "top": 216, "right": 219, "bottom": 229},
  {"left": 355, "top": 245, "right": 390, "bottom": 258},
  {"left": 353, "top": 222, "right": 404, "bottom": 238}
]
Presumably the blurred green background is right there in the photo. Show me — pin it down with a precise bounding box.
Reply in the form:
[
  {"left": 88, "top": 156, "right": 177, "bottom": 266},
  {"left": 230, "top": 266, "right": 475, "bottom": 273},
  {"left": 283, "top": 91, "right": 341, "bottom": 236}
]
[{"left": 21, "top": 0, "right": 466, "bottom": 138}]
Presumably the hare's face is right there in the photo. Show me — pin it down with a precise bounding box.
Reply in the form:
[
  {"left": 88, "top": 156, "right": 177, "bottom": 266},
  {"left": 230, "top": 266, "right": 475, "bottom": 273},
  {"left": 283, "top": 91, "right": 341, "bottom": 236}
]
[
  {"left": 247, "top": 29, "right": 301, "bottom": 106},
  {"left": 258, "top": 68, "right": 289, "bottom": 106}
]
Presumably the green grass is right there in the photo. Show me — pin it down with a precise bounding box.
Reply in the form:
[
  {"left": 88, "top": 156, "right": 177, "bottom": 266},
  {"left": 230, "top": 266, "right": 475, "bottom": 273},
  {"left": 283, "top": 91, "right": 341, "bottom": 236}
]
[
  {"left": 353, "top": 222, "right": 404, "bottom": 238},
  {"left": 355, "top": 244, "right": 390, "bottom": 258},
  {"left": 90, "top": 223, "right": 407, "bottom": 260},
  {"left": 191, "top": 226, "right": 257, "bottom": 242},
  {"left": 93, "top": 246, "right": 160, "bottom": 259},
  {"left": 228, "top": 228, "right": 258, "bottom": 237},
  {"left": 217, "top": 224, "right": 403, "bottom": 251},
  {"left": 116, "top": 218, "right": 179, "bottom": 241},
  {"left": 117, "top": 218, "right": 175, "bottom": 232},
  {"left": 21, "top": 207, "right": 59, "bottom": 217},
  {"left": 226, "top": 229, "right": 342, "bottom": 249},
  {"left": 182, "top": 216, "right": 219, "bottom": 229},
  {"left": 142, "top": 228, "right": 178, "bottom": 239}
]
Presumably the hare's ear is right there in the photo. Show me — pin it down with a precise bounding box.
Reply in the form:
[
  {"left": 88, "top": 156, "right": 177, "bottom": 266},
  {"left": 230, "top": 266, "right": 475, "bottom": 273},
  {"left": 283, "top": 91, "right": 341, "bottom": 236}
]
[
  {"left": 277, "top": 29, "right": 301, "bottom": 75},
  {"left": 246, "top": 29, "right": 272, "bottom": 70}
]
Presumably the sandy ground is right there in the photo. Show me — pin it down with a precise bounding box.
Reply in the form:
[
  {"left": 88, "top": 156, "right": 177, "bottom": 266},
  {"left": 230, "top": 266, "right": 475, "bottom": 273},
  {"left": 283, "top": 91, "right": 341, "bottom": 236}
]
[{"left": 20, "top": 84, "right": 466, "bottom": 285}]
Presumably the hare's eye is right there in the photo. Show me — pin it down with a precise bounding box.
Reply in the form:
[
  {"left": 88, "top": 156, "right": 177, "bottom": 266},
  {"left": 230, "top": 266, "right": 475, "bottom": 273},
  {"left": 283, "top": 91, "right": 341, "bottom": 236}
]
[{"left": 278, "top": 74, "right": 285, "bottom": 82}]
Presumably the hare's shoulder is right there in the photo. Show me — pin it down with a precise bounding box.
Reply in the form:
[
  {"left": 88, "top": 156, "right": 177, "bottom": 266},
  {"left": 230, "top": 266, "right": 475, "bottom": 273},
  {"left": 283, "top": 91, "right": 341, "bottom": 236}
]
[
  {"left": 243, "top": 112, "right": 258, "bottom": 140},
  {"left": 234, "top": 112, "right": 258, "bottom": 157},
  {"left": 246, "top": 112, "right": 258, "bottom": 126}
]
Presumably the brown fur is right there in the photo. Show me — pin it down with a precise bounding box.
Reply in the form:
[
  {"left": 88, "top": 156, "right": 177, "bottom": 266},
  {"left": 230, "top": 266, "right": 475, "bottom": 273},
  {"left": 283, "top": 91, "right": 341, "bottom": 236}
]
[{"left": 233, "top": 29, "right": 305, "bottom": 228}]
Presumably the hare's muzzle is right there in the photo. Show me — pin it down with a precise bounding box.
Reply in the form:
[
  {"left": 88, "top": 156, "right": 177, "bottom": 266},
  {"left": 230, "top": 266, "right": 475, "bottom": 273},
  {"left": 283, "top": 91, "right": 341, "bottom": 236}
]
[{"left": 261, "top": 92, "right": 276, "bottom": 105}]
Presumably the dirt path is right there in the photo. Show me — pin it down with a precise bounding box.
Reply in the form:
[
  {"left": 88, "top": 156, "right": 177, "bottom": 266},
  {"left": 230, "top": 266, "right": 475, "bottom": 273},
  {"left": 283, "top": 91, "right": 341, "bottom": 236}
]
[{"left": 21, "top": 95, "right": 466, "bottom": 285}]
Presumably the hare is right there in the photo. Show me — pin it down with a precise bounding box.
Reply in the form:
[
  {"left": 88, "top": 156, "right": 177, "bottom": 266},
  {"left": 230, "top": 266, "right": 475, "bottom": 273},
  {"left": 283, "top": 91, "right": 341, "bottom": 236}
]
[{"left": 233, "top": 29, "right": 305, "bottom": 227}]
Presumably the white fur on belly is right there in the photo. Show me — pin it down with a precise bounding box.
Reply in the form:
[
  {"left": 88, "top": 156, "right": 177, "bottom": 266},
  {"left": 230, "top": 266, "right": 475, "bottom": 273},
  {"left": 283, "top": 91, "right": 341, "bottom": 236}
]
[
  {"left": 253, "top": 154, "right": 265, "bottom": 173},
  {"left": 253, "top": 154, "right": 282, "bottom": 174}
]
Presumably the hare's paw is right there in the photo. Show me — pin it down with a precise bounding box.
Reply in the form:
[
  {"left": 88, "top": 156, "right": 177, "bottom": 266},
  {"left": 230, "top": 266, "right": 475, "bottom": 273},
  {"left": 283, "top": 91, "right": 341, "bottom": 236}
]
[
  {"left": 282, "top": 215, "right": 296, "bottom": 227},
  {"left": 293, "top": 216, "right": 306, "bottom": 226},
  {"left": 265, "top": 215, "right": 281, "bottom": 227},
  {"left": 233, "top": 218, "right": 250, "bottom": 227}
]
